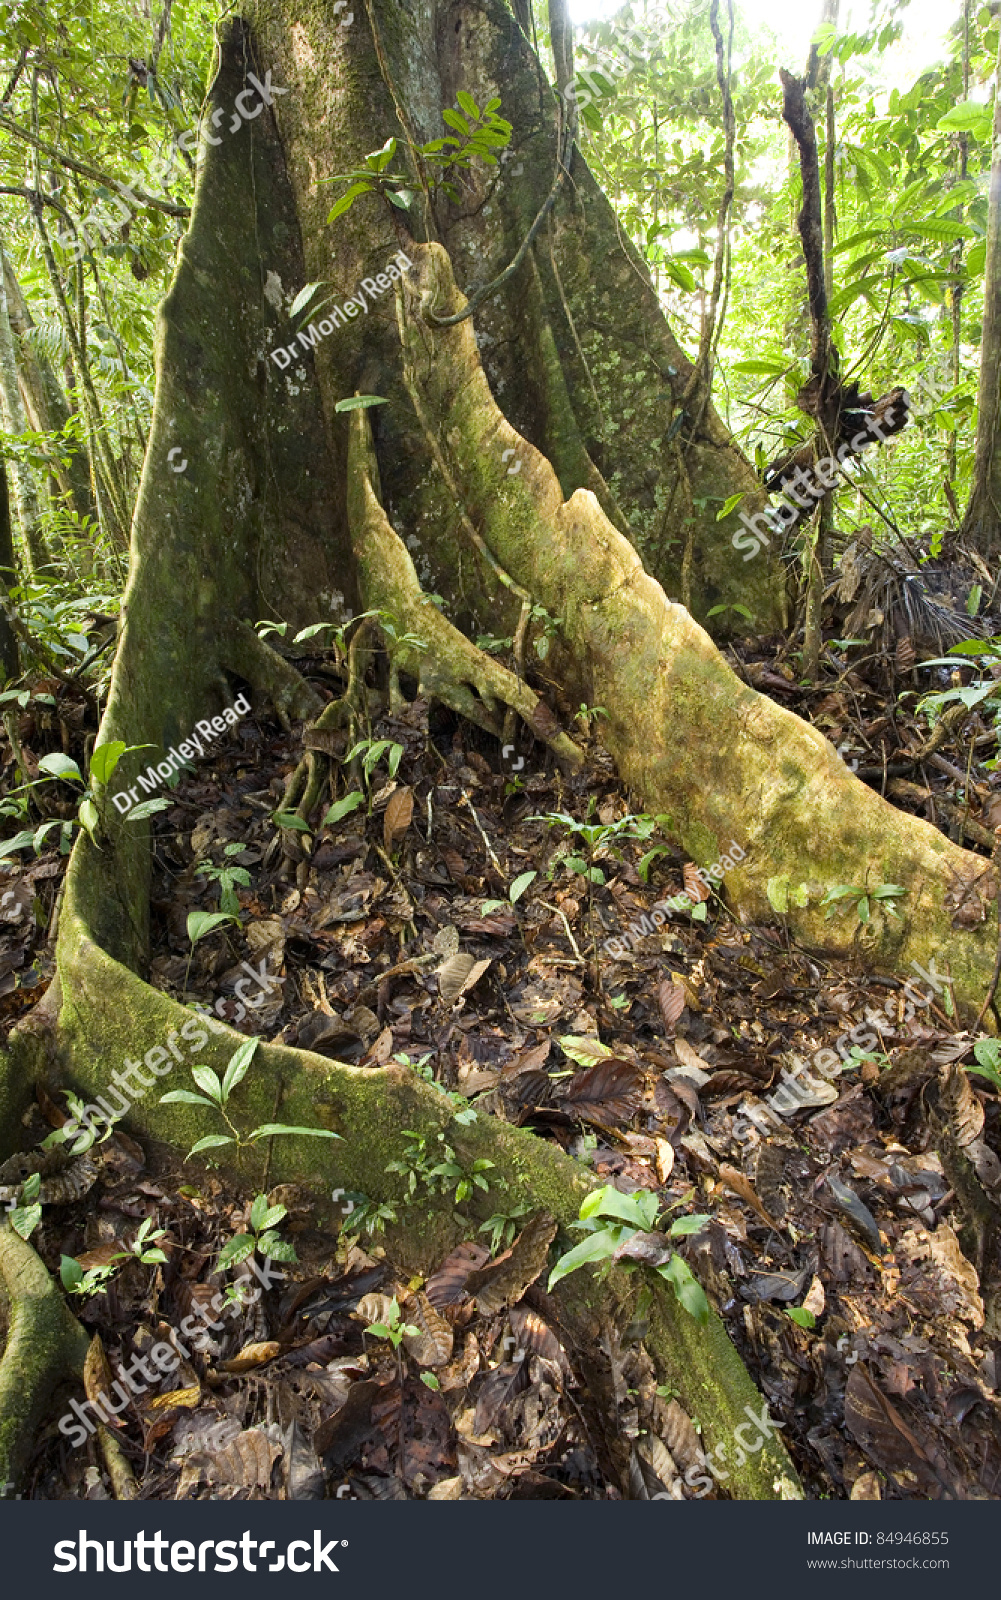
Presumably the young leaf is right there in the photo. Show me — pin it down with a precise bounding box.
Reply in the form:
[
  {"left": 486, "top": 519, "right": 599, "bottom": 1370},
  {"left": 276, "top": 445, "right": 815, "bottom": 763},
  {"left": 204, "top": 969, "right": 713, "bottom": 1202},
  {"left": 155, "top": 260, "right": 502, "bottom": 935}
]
[
  {"left": 88, "top": 741, "right": 127, "bottom": 785},
  {"left": 323, "top": 790, "right": 366, "bottom": 825},
  {"left": 259, "top": 1233, "right": 298, "bottom": 1263},
  {"left": 508, "top": 870, "right": 536, "bottom": 905},
  {"left": 187, "top": 910, "right": 236, "bottom": 945},
  {"left": 274, "top": 811, "right": 311, "bottom": 831},
  {"left": 786, "top": 1306, "right": 817, "bottom": 1329},
  {"left": 247, "top": 1123, "right": 343, "bottom": 1140},
  {"left": 191, "top": 1065, "right": 224, "bottom": 1103},
  {"left": 669, "top": 1213, "right": 712, "bottom": 1237},
  {"left": 581, "top": 1184, "right": 659, "bottom": 1231},
  {"left": 215, "top": 1233, "right": 257, "bottom": 1273},
  {"left": 660, "top": 1254, "right": 709, "bottom": 1324},
  {"left": 250, "top": 1193, "right": 269, "bottom": 1233},
  {"left": 186, "top": 1134, "right": 235, "bottom": 1159},
  {"left": 547, "top": 1226, "right": 626, "bottom": 1289},
  {"left": 715, "top": 491, "right": 745, "bottom": 522},
  {"left": 289, "top": 281, "right": 325, "bottom": 317},
  {"left": 222, "top": 1036, "right": 259, "bottom": 1102},
  {"left": 333, "top": 395, "right": 389, "bottom": 412},
  {"left": 456, "top": 90, "right": 480, "bottom": 120},
  {"left": 10, "top": 1202, "right": 42, "bottom": 1239},
  {"left": 159, "top": 1089, "right": 219, "bottom": 1108},
  {"left": 127, "top": 797, "right": 172, "bottom": 821},
  {"left": 38, "top": 752, "right": 84, "bottom": 783}
]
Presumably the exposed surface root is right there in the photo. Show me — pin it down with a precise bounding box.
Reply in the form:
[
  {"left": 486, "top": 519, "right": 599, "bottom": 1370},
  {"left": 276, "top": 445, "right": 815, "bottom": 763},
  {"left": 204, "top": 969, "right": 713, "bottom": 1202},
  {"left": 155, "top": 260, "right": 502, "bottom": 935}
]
[{"left": 0, "top": 1222, "right": 90, "bottom": 1491}]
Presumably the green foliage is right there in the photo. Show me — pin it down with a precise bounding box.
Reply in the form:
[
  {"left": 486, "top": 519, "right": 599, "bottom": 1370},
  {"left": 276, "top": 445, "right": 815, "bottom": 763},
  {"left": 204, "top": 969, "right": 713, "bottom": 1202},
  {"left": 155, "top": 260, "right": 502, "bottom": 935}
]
[
  {"left": 160, "top": 1037, "right": 343, "bottom": 1161},
  {"left": 821, "top": 881, "right": 907, "bottom": 924},
  {"left": 364, "top": 1295, "right": 419, "bottom": 1349},
  {"left": 59, "top": 1216, "right": 167, "bottom": 1300},
  {"left": 8, "top": 1171, "right": 42, "bottom": 1240},
  {"left": 214, "top": 1192, "right": 298, "bottom": 1287},
  {"left": 322, "top": 96, "right": 512, "bottom": 223},
  {"left": 969, "top": 1038, "right": 1001, "bottom": 1093},
  {"left": 385, "top": 1129, "right": 494, "bottom": 1206},
  {"left": 193, "top": 844, "right": 252, "bottom": 917},
  {"left": 548, "top": 1184, "right": 711, "bottom": 1324}
]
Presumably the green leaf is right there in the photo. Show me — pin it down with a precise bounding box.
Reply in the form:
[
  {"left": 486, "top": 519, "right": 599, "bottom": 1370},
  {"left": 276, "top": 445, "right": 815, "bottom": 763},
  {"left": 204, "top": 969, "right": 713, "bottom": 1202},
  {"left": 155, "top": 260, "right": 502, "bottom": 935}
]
[
  {"left": 456, "top": 90, "right": 480, "bottom": 120},
  {"left": 127, "top": 796, "right": 172, "bottom": 822},
  {"left": 289, "top": 281, "right": 325, "bottom": 317},
  {"left": 715, "top": 492, "right": 745, "bottom": 522},
  {"left": 365, "top": 136, "right": 398, "bottom": 172},
  {"left": 508, "top": 870, "right": 536, "bottom": 904},
  {"left": 766, "top": 875, "right": 789, "bottom": 914},
  {"left": 479, "top": 899, "right": 505, "bottom": 914},
  {"left": 10, "top": 1203, "right": 42, "bottom": 1239},
  {"left": 669, "top": 1213, "right": 712, "bottom": 1236},
  {"left": 292, "top": 622, "right": 337, "bottom": 642},
  {"left": 691, "top": 902, "right": 708, "bottom": 922},
  {"left": 442, "top": 108, "right": 470, "bottom": 135},
  {"left": 159, "top": 1089, "right": 218, "bottom": 1108},
  {"left": 420, "top": 1371, "right": 441, "bottom": 1390},
  {"left": 191, "top": 1065, "right": 223, "bottom": 1103},
  {"left": 334, "top": 395, "right": 390, "bottom": 412},
  {"left": 187, "top": 910, "right": 236, "bottom": 945},
  {"left": 186, "top": 1134, "right": 235, "bottom": 1159},
  {"left": 558, "top": 1034, "right": 614, "bottom": 1066},
  {"left": 222, "top": 1036, "right": 258, "bottom": 1102},
  {"left": 581, "top": 1184, "right": 659, "bottom": 1231},
  {"left": 323, "top": 790, "right": 366, "bottom": 825},
  {"left": 786, "top": 1306, "right": 817, "bottom": 1329},
  {"left": 38, "top": 752, "right": 83, "bottom": 783},
  {"left": 88, "top": 741, "right": 126, "bottom": 785},
  {"left": 326, "top": 181, "right": 373, "bottom": 223},
  {"left": 274, "top": 811, "right": 311, "bottom": 832},
  {"left": 547, "top": 1226, "right": 626, "bottom": 1290},
  {"left": 0, "top": 830, "right": 35, "bottom": 860},
  {"left": 937, "top": 101, "right": 993, "bottom": 135},
  {"left": 59, "top": 1254, "right": 84, "bottom": 1291},
  {"left": 250, "top": 1193, "right": 269, "bottom": 1232},
  {"left": 732, "top": 357, "right": 789, "bottom": 375},
  {"left": 74, "top": 797, "right": 98, "bottom": 845},
  {"left": 660, "top": 1255, "right": 709, "bottom": 1324},
  {"left": 260, "top": 1235, "right": 298, "bottom": 1263},
  {"left": 22, "top": 1172, "right": 40, "bottom": 1202},
  {"left": 215, "top": 1233, "right": 257, "bottom": 1272},
  {"left": 247, "top": 1123, "right": 343, "bottom": 1140}
]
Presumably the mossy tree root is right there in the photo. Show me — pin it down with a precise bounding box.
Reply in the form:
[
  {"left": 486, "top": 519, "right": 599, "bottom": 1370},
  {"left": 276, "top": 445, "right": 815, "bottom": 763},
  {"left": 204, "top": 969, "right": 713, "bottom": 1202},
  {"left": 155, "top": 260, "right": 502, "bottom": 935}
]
[
  {"left": 0, "top": 1221, "right": 90, "bottom": 1492},
  {"left": 345, "top": 410, "right": 584, "bottom": 771},
  {"left": 394, "top": 244, "right": 1000, "bottom": 1013},
  {"left": 8, "top": 889, "right": 801, "bottom": 1501}
]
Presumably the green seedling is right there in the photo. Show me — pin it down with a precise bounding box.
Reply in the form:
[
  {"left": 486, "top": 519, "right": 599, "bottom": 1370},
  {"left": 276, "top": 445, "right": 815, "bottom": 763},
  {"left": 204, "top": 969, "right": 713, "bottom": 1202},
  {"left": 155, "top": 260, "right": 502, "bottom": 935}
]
[
  {"left": 0, "top": 739, "right": 161, "bottom": 863},
  {"left": 821, "top": 881, "right": 906, "bottom": 924},
  {"left": 60, "top": 1216, "right": 168, "bottom": 1300},
  {"left": 7, "top": 1171, "right": 42, "bottom": 1240},
  {"left": 364, "top": 1296, "right": 441, "bottom": 1393},
  {"left": 968, "top": 1037, "right": 1001, "bottom": 1093},
  {"left": 160, "top": 1036, "right": 343, "bottom": 1161},
  {"left": 214, "top": 1192, "right": 298, "bottom": 1306},
  {"left": 548, "top": 1184, "right": 711, "bottom": 1324},
  {"left": 194, "top": 843, "right": 252, "bottom": 917}
]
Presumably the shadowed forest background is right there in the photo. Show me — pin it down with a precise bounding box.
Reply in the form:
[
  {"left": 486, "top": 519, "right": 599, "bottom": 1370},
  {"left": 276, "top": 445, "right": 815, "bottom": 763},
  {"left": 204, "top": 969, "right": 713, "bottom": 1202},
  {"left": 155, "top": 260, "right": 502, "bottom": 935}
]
[{"left": 0, "top": 0, "right": 999, "bottom": 1505}]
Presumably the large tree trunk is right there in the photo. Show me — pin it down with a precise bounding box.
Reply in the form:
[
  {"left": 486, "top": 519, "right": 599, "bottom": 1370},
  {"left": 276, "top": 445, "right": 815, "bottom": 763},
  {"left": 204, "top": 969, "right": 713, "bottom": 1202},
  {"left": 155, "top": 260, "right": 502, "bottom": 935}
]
[
  {"left": 5, "top": 3, "right": 1001, "bottom": 1499},
  {"left": 0, "top": 230, "right": 48, "bottom": 575}
]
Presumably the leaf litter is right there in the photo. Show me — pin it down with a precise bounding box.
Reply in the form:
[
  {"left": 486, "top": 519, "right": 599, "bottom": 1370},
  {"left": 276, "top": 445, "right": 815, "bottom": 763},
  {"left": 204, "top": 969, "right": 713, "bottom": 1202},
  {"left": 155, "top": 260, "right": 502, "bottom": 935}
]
[{"left": 1, "top": 671, "right": 1000, "bottom": 1500}]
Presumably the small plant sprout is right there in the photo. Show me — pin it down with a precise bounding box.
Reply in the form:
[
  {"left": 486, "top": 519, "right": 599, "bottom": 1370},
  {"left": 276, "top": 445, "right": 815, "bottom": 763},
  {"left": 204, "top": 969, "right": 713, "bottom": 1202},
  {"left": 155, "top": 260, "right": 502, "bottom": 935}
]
[
  {"left": 59, "top": 1216, "right": 168, "bottom": 1300},
  {"left": 8, "top": 1171, "right": 42, "bottom": 1239},
  {"left": 160, "top": 1036, "right": 343, "bottom": 1161},
  {"left": 193, "top": 844, "right": 251, "bottom": 917},
  {"left": 548, "top": 1185, "right": 711, "bottom": 1324},
  {"left": 0, "top": 738, "right": 160, "bottom": 863},
  {"left": 821, "top": 880, "right": 906, "bottom": 925},
  {"left": 385, "top": 1129, "right": 494, "bottom": 1204},
  {"left": 572, "top": 702, "right": 609, "bottom": 736},
  {"left": 214, "top": 1193, "right": 297, "bottom": 1305},
  {"left": 363, "top": 1297, "right": 441, "bottom": 1393},
  {"left": 479, "top": 869, "right": 536, "bottom": 916},
  {"left": 478, "top": 1201, "right": 532, "bottom": 1255}
]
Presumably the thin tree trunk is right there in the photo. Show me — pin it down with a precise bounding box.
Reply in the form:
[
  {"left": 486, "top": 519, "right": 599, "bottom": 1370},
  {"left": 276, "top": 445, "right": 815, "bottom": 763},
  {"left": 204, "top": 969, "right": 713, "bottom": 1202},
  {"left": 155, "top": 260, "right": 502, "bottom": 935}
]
[
  {"left": 0, "top": 230, "right": 47, "bottom": 575},
  {"left": 963, "top": 26, "right": 1001, "bottom": 555},
  {"left": 0, "top": 455, "right": 21, "bottom": 681}
]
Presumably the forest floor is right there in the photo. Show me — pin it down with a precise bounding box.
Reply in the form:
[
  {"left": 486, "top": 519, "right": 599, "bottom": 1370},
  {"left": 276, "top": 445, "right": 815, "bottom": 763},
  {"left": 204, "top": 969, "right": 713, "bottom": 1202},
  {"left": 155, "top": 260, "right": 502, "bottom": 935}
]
[{"left": 1, "top": 616, "right": 1000, "bottom": 1502}]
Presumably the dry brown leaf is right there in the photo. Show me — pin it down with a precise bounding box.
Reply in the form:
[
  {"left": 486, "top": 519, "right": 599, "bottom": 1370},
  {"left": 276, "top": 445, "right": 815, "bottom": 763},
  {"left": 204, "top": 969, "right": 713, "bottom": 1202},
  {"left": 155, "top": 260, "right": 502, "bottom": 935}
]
[
  {"left": 146, "top": 1385, "right": 201, "bottom": 1412},
  {"left": 562, "top": 1058, "right": 644, "bottom": 1126},
  {"left": 465, "top": 1212, "right": 558, "bottom": 1317},
  {"left": 653, "top": 1136, "right": 675, "bottom": 1183},
  {"left": 656, "top": 979, "right": 685, "bottom": 1033},
  {"left": 682, "top": 864, "right": 709, "bottom": 903},
  {"left": 850, "top": 1469, "right": 882, "bottom": 1500},
  {"left": 179, "top": 1426, "right": 282, "bottom": 1495},
  {"left": 402, "top": 1290, "right": 454, "bottom": 1367},
  {"left": 844, "top": 1365, "right": 948, "bottom": 1496},
  {"left": 384, "top": 786, "right": 414, "bottom": 853},
  {"left": 355, "top": 1292, "right": 399, "bottom": 1327},
  {"left": 426, "top": 1241, "right": 491, "bottom": 1309},
  {"left": 439, "top": 1331, "right": 481, "bottom": 1391},
  {"left": 219, "top": 1340, "right": 281, "bottom": 1373},
  {"left": 437, "top": 952, "right": 492, "bottom": 1004},
  {"left": 718, "top": 1163, "right": 781, "bottom": 1230},
  {"left": 76, "top": 1240, "right": 129, "bottom": 1271},
  {"left": 431, "top": 924, "right": 460, "bottom": 957},
  {"left": 83, "top": 1334, "right": 121, "bottom": 1426},
  {"left": 672, "top": 1037, "right": 709, "bottom": 1079},
  {"left": 938, "top": 1062, "right": 984, "bottom": 1147}
]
